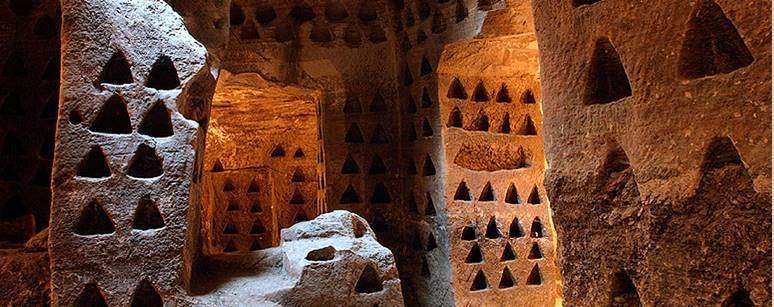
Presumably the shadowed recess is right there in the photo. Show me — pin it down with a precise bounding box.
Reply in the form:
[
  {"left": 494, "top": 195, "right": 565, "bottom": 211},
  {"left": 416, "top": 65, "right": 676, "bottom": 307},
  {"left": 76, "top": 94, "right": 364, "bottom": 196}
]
[
  {"left": 531, "top": 218, "right": 545, "bottom": 238},
  {"left": 75, "top": 283, "right": 109, "bottom": 307},
  {"left": 583, "top": 37, "right": 632, "bottom": 105},
  {"left": 77, "top": 146, "right": 111, "bottom": 178},
  {"left": 527, "top": 264, "right": 543, "bottom": 285},
  {"left": 132, "top": 196, "right": 165, "bottom": 230},
  {"left": 721, "top": 288, "right": 754, "bottom": 307},
  {"left": 528, "top": 242, "right": 543, "bottom": 259},
  {"left": 470, "top": 270, "right": 489, "bottom": 291},
  {"left": 74, "top": 200, "right": 115, "bottom": 235},
  {"left": 98, "top": 51, "right": 133, "bottom": 85},
  {"left": 345, "top": 123, "right": 364, "bottom": 143},
  {"left": 471, "top": 81, "right": 490, "bottom": 102},
  {"left": 462, "top": 225, "right": 477, "bottom": 241},
  {"left": 341, "top": 154, "right": 360, "bottom": 174},
  {"left": 454, "top": 181, "right": 471, "bottom": 201},
  {"left": 340, "top": 184, "right": 361, "bottom": 204},
  {"left": 138, "top": 101, "right": 174, "bottom": 138},
  {"left": 127, "top": 144, "right": 164, "bottom": 178},
  {"left": 355, "top": 265, "right": 384, "bottom": 293},
  {"left": 447, "top": 107, "right": 464, "bottom": 128},
  {"left": 371, "top": 183, "right": 392, "bottom": 203},
  {"left": 485, "top": 217, "right": 501, "bottom": 238},
  {"left": 90, "top": 95, "right": 132, "bottom": 134},
  {"left": 130, "top": 280, "right": 163, "bottom": 307},
  {"left": 501, "top": 242, "right": 516, "bottom": 261},
  {"left": 678, "top": 0, "right": 753, "bottom": 79},
  {"left": 425, "top": 193, "right": 436, "bottom": 215},
  {"left": 368, "top": 155, "right": 387, "bottom": 175},
  {"left": 511, "top": 217, "right": 526, "bottom": 238},
  {"left": 609, "top": 271, "right": 642, "bottom": 306},
  {"left": 499, "top": 267, "right": 516, "bottom": 289},
  {"left": 479, "top": 182, "right": 496, "bottom": 201},
  {"left": 146, "top": 55, "right": 181, "bottom": 90},
  {"left": 447, "top": 78, "right": 468, "bottom": 99},
  {"left": 465, "top": 243, "right": 484, "bottom": 263}
]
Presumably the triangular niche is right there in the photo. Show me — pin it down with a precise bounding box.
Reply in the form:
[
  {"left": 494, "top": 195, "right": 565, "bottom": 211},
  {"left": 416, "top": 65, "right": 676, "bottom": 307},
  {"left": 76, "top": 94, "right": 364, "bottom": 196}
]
[
  {"left": 74, "top": 200, "right": 115, "bottom": 235},
  {"left": 89, "top": 94, "right": 132, "bottom": 134},
  {"left": 127, "top": 144, "right": 164, "bottom": 178},
  {"left": 583, "top": 37, "right": 632, "bottom": 105},
  {"left": 132, "top": 196, "right": 165, "bottom": 230},
  {"left": 77, "top": 146, "right": 111, "bottom": 178},
  {"left": 146, "top": 55, "right": 181, "bottom": 90},
  {"left": 129, "top": 280, "right": 163, "bottom": 307},
  {"left": 138, "top": 100, "right": 174, "bottom": 138},
  {"left": 98, "top": 51, "right": 133, "bottom": 85},
  {"left": 354, "top": 265, "right": 384, "bottom": 293}
]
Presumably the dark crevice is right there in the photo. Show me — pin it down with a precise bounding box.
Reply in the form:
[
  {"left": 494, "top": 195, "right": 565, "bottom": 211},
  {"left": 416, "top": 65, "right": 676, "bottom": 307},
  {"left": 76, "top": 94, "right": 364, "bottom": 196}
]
[
  {"left": 584, "top": 37, "right": 632, "bottom": 104},
  {"left": 132, "top": 196, "right": 164, "bottom": 230},
  {"left": 127, "top": 144, "right": 164, "bottom": 178}
]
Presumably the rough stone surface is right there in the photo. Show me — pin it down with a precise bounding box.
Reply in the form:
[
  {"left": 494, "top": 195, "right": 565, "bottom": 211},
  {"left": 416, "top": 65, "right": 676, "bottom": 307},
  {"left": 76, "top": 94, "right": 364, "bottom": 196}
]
[
  {"left": 437, "top": 35, "right": 560, "bottom": 306},
  {"left": 0, "top": 248, "right": 50, "bottom": 306},
  {"left": 533, "top": 0, "right": 771, "bottom": 305},
  {"left": 201, "top": 71, "right": 323, "bottom": 255}
]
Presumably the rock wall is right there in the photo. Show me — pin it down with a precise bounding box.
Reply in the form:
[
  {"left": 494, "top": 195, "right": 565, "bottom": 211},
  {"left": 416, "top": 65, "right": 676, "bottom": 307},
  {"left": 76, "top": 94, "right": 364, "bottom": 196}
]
[
  {"left": 202, "top": 71, "right": 324, "bottom": 254},
  {"left": 533, "top": 0, "right": 772, "bottom": 305},
  {"left": 437, "top": 36, "right": 560, "bottom": 306},
  {"left": 50, "top": 0, "right": 213, "bottom": 304},
  {"left": 0, "top": 0, "right": 61, "bottom": 240}
]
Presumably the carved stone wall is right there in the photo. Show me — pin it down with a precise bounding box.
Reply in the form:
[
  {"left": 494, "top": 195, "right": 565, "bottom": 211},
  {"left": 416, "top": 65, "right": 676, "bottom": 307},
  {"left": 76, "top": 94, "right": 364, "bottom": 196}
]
[{"left": 533, "top": 0, "right": 771, "bottom": 305}]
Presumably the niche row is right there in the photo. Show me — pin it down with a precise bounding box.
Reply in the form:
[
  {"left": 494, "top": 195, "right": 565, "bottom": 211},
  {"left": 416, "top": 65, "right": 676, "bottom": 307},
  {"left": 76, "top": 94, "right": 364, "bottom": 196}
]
[
  {"left": 446, "top": 78, "right": 537, "bottom": 104},
  {"left": 407, "top": 191, "right": 438, "bottom": 217},
  {"left": 97, "top": 51, "right": 181, "bottom": 90},
  {"left": 468, "top": 263, "right": 544, "bottom": 292},
  {"left": 221, "top": 217, "right": 268, "bottom": 236},
  {"left": 73, "top": 280, "right": 163, "bottom": 306},
  {"left": 577, "top": 0, "right": 753, "bottom": 105},
  {"left": 72, "top": 197, "right": 165, "bottom": 236},
  {"left": 75, "top": 144, "right": 164, "bottom": 179},
  {"left": 446, "top": 107, "right": 538, "bottom": 135},
  {"left": 340, "top": 153, "right": 436, "bottom": 177},
  {"left": 233, "top": 18, "right": 390, "bottom": 45},
  {"left": 70, "top": 94, "right": 175, "bottom": 138},
  {"left": 461, "top": 216, "right": 547, "bottom": 241},
  {"left": 222, "top": 197, "right": 263, "bottom": 214},
  {"left": 339, "top": 183, "right": 393, "bottom": 205},
  {"left": 463, "top": 241, "right": 545, "bottom": 264},
  {"left": 343, "top": 123, "right": 391, "bottom": 144},
  {"left": 342, "top": 94, "right": 392, "bottom": 114},
  {"left": 453, "top": 181, "right": 542, "bottom": 204},
  {"left": 410, "top": 227, "right": 439, "bottom": 252}
]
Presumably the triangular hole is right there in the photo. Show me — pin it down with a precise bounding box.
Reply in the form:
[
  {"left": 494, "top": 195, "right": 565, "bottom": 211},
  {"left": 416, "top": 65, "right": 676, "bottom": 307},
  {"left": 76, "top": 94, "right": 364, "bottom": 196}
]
[
  {"left": 368, "top": 155, "right": 387, "bottom": 175},
  {"left": 499, "top": 113, "right": 511, "bottom": 134},
  {"left": 501, "top": 242, "right": 516, "bottom": 261},
  {"left": 77, "top": 146, "right": 111, "bottom": 178},
  {"left": 447, "top": 78, "right": 468, "bottom": 99},
  {"left": 230, "top": 4, "right": 246, "bottom": 25},
  {"left": 99, "top": 51, "right": 133, "bottom": 85},
  {"left": 485, "top": 217, "right": 501, "bottom": 239},
  {"left": 470, "top": 270, "right": 489, "bottom": 291},
  {"left": 496, "top": 84, "right": 512, "bottom": 103},
  {"left": 479, "top": 182, "right": 496, "bottom": 201},
  {"left": 425, "top": 193, "right": 436, "bottom": 216},
  {"left": 223, "top": 221, "right": 239, "bottom": 234},
  {"left": 291, "top": 168, "right": 306, "bottom": 182},
  {"left": 290, "top": 188, "right": 305, "bottom": 205},
  {"left": 256, "top": 5, "right": 277, "bottom": 24},
  {"left": 223, "top": 180, "right": 236, "bottom": 192},
  {"left": 130, "top": 280, "right": 162, "bottom": 307},
  {"left": 370, "top": 183, "right": 392, "bottom": 204},
  {"left": 250, "top": 239, "right": 263, "bottom": 251},
  {"left": 132, "top": 196, "right": 165, "bottom": 230},
  {"left": 505, "top": 183, "right": 521, "bottom": 204},
  {"left": 422, "top": 118, "right": 433, "bottom": 137},
  {"left": 340, "top": 184, "right": 361, "bottom": 204},
  {"left": 406, "top": 96, "right": 417, "bottom": 114},
  {"left": 227, "top": 199, "right": 240, "bottom": 211},
  {"left": 454, "top": 181, "right": 472, "bottom": 201},
  {"left": 70, "top": 110, "right": 84, "bottom": 125},
  {"left": 465, "top": 243, "right": 484, "bottom": 263},
  {"left": 468, "top": 109, "right": 490, "bottom": 131},
  {"left": 223, "top": 240, "right": 237, "bottom": 252},
  {"left": 370, "top": 125, "right": 389, "bottom": 144},
  {"left": 471, "top": 81, "right": 490, "bottom": 102},
  {"left": 249, "top": 200, "right": 262, "bottom": 213},
  {"left": 403, "top": 64, "right": 414, "bottom": 86},
  {"left": 127, "top": 144, "right": 164, "bottom": 178},
  {"left": 369, "top": 94, "right": 387, "bottom": 112},
  {"left": 406, "top": 157, "right": 417, "bottom": 175},
  {"left": 345, "top": 123, "right": 364, "bottom": 143},
  {"left": 421, "top": 87, "right": 433, "bottom": 108},
  {"left": 343, "top": 97, "right": 362, "bottom": 114},
  {"left": 146, "top": 55, "right": 181, "bottom": 90},
  {"left": 293, "top": 148, "right": 305, "bottom": 158},
  {"left": 499, "top": 267, "right": 516, "bottom": 289},
  {"left": 250, "top": 219, "right": 267, "bottom": 234},
  {"left": 527, "top": 264, "right": 543, "bottom": 285},
  {"left": 355, "top": 265, "right": 384, "bottom": 293},
  {"left": 678, "top": 0, "right": 754, "bottom": 80},
  {"left": 138, "top": 101, "right": 174, "bottom": 138},
  {"left": 420, "top": 56, "right": 433, "bottom": 76},
  {"left": 521, "top": 89, "right": 536, "bottom": 104},
  {"left": 721, "top": 288, "right": 754, "bottom": 307},
  {"left": 75, "top": 283, "right": 109, "bottom": 307},
  {"left": 461, "top": 225, "right": 477, "bottom": 241},
  {"left": 271, "top": 145, "right": 286, "bottom": 157},
  {"left": 358, "top": 0, "right": 378, "bottom": 22},
  {"left": 531, "top": 218, "right": 545, "bottom": 238},
  {"left": 447, "top": 107, "right": 463, "bottom": 128},
  {"left": 247, "top": 179, "right": 260, "bottom": 192},
  {"left": 528, "top": 242, "right": 543, "bottom": 259},
  {"left": 212, "top": 160, "right": 225, "bottom": 172},
  {"left": 584, "top": 37, "right": 632, "bottom": 105},
  {"left": 90, "top": 94, "right": 132, "bottom": 134},
  {"left": 341, "top": 154, "right": 360, "bottom": 174},
  {"left": 406, "top": 122, "right": 418, "bottom": 141},
  {"left": 74, "top": 200, "right": 115, "bottom": 235},
  {"left": 423, "top": 154, "right": 436, "bottom": 176},
  {"left": 528, "top": 186, "right": 541, "bottom": 204},
  {"left": 509, "top": 217, "right": 525, "bottom": 238},
  {"left": 294, "top": 209, "right": 309, "bottom": 223}
]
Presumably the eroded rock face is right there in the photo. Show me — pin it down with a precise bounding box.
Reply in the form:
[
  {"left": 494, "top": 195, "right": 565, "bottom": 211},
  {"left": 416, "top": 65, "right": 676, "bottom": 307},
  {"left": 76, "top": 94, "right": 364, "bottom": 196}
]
[{"left": 533, "top": 0, "right": 771, "bottom": 305}]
